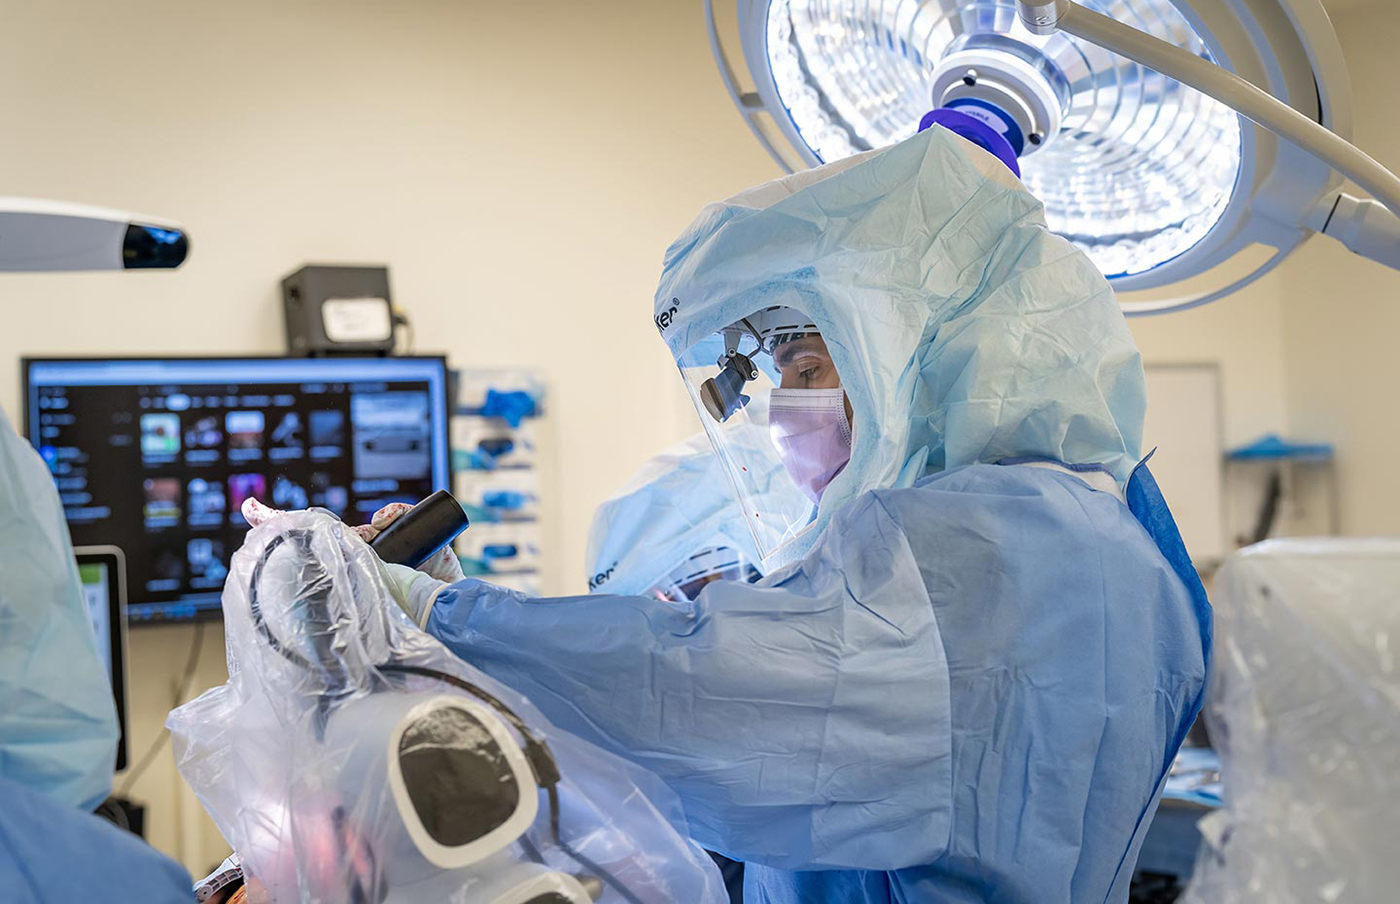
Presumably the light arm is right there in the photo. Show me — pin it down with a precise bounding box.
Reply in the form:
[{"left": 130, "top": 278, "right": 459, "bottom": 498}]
[
  {"left": 1018, "top": 0, "right": 1400, "bottom": 269},
  {"left": 1309, "top": 193, "right": 1400, "bottom": 270}
]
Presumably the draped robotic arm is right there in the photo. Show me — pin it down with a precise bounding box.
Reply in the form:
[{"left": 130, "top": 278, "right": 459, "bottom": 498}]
[{"left": 168, "top": 511, "right": 725, "bottom": 904}]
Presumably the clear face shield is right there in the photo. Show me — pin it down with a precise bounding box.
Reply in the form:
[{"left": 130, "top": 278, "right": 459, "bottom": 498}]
[
  {"left": 677, "top": 306, "right": 853, "bottom": 563},
  {"left": 651, "top": 546, "right": 761, "bottom": 603}
]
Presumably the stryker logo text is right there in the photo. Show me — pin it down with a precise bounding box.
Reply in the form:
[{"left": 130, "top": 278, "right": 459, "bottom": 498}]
[
  {"left": 655, "top": 297, "right": 680, "bottom": 333},
  {"left": 588, "top": 562, "right": 618, "bottom": 591}
]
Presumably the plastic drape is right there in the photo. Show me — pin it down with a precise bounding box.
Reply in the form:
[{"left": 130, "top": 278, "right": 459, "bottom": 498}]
[
  {"left": 1183, "top": 538, "right": 1400, "bottom": 903},
  {"left": 168, "top": 510, "right": 724, "bottom": 904}
]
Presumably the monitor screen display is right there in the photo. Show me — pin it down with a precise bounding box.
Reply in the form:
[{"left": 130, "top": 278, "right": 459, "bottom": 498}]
[
  {"left": 25, "top": 357, "right": 451, "bottom": 624},
  {"left": 76, "top": 547, "right": 128, "bottom": 770}
]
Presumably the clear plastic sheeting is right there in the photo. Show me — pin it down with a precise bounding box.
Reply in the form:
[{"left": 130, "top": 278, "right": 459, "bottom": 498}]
[
  {"left": 1183, "top": 539, "right": 1400, "bottom": 904},
  {"left": 168, "top": 510, "right": 725, "bottom": 904}
]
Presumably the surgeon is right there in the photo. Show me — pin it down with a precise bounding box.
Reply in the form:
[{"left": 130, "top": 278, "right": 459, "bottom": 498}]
[
  {"left": 0, "top": 411, "right": 193, "bottom": 902},
  {"left": 356, "top": 126, "right": 1213, "bottom": 903}
]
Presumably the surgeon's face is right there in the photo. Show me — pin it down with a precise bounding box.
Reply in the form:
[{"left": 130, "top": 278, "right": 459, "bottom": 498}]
[
  {"left": 773, "top": 334, "right": 853, "bottom": 423},
  {"left": 774, "top": 335, "right": 839, "bottom": 389}
]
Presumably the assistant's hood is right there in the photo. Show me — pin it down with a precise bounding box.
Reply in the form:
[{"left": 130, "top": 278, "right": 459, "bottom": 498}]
[
  {"left": 654, "top": 126, "right": 1145, "bottom": 564},
  {"left": 585, "top": 425, "right": 778, "bottom": 597}
]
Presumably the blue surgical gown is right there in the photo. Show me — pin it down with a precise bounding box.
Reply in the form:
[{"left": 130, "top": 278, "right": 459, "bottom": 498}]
[
  {"left": 426, "top": 463, "right": 1210, "bottom": 903},
  {"left": 0, "top": 775, "right": 192, "bottom": 904}
]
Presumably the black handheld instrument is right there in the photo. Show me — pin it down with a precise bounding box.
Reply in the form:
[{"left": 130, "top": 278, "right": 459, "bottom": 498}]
[{"left": 368, "top": 490, "right": 471, "bottom": 568}]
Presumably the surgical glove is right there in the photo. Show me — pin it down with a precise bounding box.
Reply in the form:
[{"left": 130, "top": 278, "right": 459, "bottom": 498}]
[
  {"left": 360, "top": 502, "right": 467, "bottom": 583},
  {"left": 383, "top": 563, "right": 448, "bottom": 629},
  {"left": 240, "top": 496, "right": 284, "bottom": 528},
  {"left": 241, "top": 497, "right": 466, "bottom": 583}
]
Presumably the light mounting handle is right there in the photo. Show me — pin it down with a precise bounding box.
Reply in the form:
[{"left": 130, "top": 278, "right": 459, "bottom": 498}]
[{"left": 1016, "top": 0, "right": 1400, "bottom": 267}]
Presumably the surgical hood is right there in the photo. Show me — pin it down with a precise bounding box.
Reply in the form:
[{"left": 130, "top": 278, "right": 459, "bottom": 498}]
[{"left": 657, "top": 125, "right": 1144, "bottom": 564}]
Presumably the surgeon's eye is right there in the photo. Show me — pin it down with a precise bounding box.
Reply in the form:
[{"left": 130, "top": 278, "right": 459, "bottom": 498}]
[{"left": 788, "top": 357, "right": 833, "bottom": 387}]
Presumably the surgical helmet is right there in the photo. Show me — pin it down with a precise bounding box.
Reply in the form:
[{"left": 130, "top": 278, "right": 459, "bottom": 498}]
[
  {"left": 585, "top": 428, "right": 778, "bottom": 597},
  {"left": 656, "top": 125, "right": 1146, "bottom": 567},
  {"left": 654, "top": 545, "right": 760, "bottom": 603}
]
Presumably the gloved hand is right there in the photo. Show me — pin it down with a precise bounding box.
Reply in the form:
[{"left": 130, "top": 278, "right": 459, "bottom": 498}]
[
  {"left": 357, "top": 503, "right": 468, "bottom": 582},
  {"left": 382, "top": 563, "right": 448, "bottom": 629},
  {"left": 240, "top": 498, "right": 464, "bottom": 626},
  {"left": 242, "top": 498, "right": 465, "bottom": 581}
]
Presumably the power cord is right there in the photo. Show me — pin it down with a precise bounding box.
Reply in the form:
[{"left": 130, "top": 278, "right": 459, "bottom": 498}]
[
  {"left": 393, "top": 310, "right": 414, "bottom": 354},
  {"left": 380, "top": 665, "right": 641, "bottom": 904},
  {"left": 119, "top": 619, "right": 206, "bottom": 797}
]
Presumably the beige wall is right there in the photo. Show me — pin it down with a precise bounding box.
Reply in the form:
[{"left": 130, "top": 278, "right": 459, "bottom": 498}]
[
  {"left": 1130, "top": 274, "right": 1291, "bottom": 449},
  {"left": 1277, "top": 6, "right": 1400, "bottom": 536},
  {"left": 0, "top": 0, "right": 1392, "bottom": 878}
]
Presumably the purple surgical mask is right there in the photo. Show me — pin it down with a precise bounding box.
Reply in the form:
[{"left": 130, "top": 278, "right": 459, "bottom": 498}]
[{"left": 769, "top": 388, "right": 852, "bottom": 503}]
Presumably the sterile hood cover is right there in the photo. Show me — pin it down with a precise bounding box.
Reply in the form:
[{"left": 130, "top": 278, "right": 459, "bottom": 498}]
[
  {"left": 0, "top": 409, "right": 118, "bottom": 811},
  {"left": 585, "top": 431, "right": 771, "bottom": 597},
  {"left": 168, "top": 510, "right": 725, "bottom": 903},
  {"left": 655, "top": 126, "right": 1145, "bottom": 564},
  {"left": 1183, "top": 539, "right": 1400, "bottom": 904}
]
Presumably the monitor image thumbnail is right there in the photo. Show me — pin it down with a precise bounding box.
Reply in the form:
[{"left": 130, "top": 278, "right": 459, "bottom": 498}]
[
  {"left": 228, "top": 473, "right": 267, "bottom": 524},
  {"left": 140, "top": 413, "right": 180, "bottom": 457},
  {"left": 352, "top": 391, "right": 432, "bottom": 480}
]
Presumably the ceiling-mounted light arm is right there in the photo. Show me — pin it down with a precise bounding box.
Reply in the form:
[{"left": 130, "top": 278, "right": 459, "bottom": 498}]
[
  {"left": 1306, "top": 193, "right": 1400, "bottom": 271},
  {"left": 704, "top": 0, "right": 806, "bottom": 174},
  {"left": 1017, "top": 0, "right": 1400, "bottom": 272},
  {"left": 0, "top": 197, "right": 189, "bottom": 272}
]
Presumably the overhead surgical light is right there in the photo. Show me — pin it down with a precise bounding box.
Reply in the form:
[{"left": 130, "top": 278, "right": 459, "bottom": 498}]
[{"left": 706, "top": 0, "right": 1400, "bottom": 313}]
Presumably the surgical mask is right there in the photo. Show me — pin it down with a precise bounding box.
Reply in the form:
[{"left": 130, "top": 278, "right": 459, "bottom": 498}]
[{"left": 768, "top": 388, "right": 852, "bottom": 503}]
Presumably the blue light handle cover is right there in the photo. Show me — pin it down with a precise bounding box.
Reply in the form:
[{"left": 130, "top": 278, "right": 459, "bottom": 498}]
[
  {"left": 918, "top": 107, "right": 1022, "bottom": 177},
  {"left": 368, "top": 490, "right": 471, "bottom": 568}
]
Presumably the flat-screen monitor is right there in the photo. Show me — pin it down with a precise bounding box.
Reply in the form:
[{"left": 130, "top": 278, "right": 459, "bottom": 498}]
[
  {"left": 74, "top": 546, "right": 128, "bottom": 770},
  {"left": 24, "top": 356, "right": 451, "bottom": 625}
]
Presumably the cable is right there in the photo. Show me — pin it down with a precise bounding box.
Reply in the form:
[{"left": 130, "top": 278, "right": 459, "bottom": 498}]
[
  {"left": 378, "top": 664, "right": 560, "bottom": 787},
  {"left": 248, "top": 529, "right": 346, "bottom": 689},
  {"left": 380, "top": 664, "right": 640, "bottom": 904},
  {"left": 547, "top": 785, "right": 645, "bottom": 904},
  {"left": 517, "top": 833, "right": 547, "bottom": 865},
  {"left": 1249, "top": 469, "right": 1284, "bottom": 546},
  {"left": 118, "top": 619, "right": 205, "bottom": 797},
  {"left": 393, "top": 310, "right": 414, "bottom": 355},
  {"left": 248, "top": 532, "right": 298, "bottom": 663}
]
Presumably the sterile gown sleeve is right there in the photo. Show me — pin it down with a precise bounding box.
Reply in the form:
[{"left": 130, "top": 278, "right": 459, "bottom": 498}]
[
  {"left": 427, "top": 489, "right": 952, "bottom": 872},
  {"left": 424, "top": 464, "right": 1207, "bottom": 903},
  {"left": 0, "top": 775, "right": 192, "bottom": 904}
]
